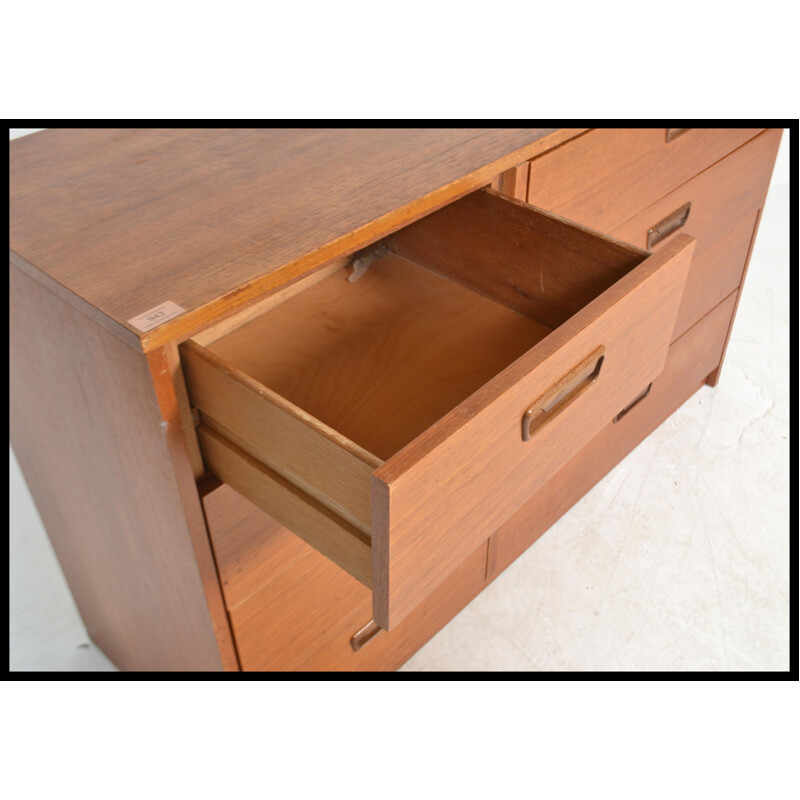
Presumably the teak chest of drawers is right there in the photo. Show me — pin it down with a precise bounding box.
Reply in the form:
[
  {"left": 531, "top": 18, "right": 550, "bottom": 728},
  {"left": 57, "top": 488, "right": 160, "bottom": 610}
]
[{"left": 10, "top": 127, "right": 782, "bottom": 671}]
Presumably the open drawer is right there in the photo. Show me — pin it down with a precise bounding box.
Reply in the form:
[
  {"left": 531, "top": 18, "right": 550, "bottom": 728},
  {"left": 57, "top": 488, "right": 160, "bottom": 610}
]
[{"left": 180, "top": 189, "right": 694, "bottom": 629}]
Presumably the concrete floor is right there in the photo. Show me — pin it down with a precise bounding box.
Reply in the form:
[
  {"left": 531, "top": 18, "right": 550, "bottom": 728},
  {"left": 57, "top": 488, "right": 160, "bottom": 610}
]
[{"left": 9, "top": 129, "right": 790, "bottom": 672}]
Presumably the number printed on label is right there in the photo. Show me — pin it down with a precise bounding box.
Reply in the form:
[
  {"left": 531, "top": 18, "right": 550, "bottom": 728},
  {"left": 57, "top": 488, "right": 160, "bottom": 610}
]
[{"left": 128, "top": 301, "right": 187, "bottom": 332}]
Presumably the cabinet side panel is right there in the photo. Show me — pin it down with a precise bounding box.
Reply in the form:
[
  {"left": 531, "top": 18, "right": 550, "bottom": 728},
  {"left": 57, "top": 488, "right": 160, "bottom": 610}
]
[{"left": 10, "top": 264, "right": 228, "bottom": 671}]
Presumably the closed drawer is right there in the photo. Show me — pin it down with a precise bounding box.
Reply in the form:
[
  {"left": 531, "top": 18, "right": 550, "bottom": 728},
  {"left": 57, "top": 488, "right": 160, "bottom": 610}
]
[
  {"left": 204, "top": 484, "right": 489, "bottom": 671},
  {"left": 181, "top": 188, "right": 693, "bottom": 629},
  {"left": 671, "top": 210, "right": 758, "bottom": 341},
  {"left": 611, "top": 129, "right": 780, "bottom": 339},
  {"left": 527, "top": 128, "right": 763, "bottom": 234},
  {"left": 611, "top": 129, "right": 780, "bottom": 254}
]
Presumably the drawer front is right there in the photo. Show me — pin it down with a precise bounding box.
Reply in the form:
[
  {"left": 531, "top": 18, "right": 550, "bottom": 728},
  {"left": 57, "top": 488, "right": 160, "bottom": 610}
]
[
  {"left": 202, "top": 483, "right": 488, "bottom": 671},
  {"left": 487, "top": 290, "right": 739, "bottom": 579},
  {"left": 527, "top": 128, "right": 763, "bottom": 234},
  {"left": 372, "top": 234, "right": 693, "bottom": 628},
  {"left": 610, "top": 128, "right": 780, "bottom": 255},
  {"left": 671, "top": 210, "right": 758, "bottom": 342},
  {"left": 299, "top": 542, "right": 487, "bottom": 670}
]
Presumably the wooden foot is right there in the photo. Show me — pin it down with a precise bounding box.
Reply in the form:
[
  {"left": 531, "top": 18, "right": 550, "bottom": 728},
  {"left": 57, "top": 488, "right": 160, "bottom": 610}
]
[{"left": 705, "top": 365, "right": 722, "bottom": 387}]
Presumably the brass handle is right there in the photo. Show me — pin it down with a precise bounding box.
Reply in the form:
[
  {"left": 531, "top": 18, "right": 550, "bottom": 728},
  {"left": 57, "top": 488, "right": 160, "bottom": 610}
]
[
  {"left": 350, "top": 620, "right": 381, "bottom": 652},
  {"left": 613, "top": 382, "right": 652, "bottom": 423},
  {"left": 522, "top": 346, "right": 605, "bottom": 441},
  {"left": 647, "top": 202, "right": 691, "bottom": 249},
  {"left": 666, "top": 128, "right": 690, "bottom": 143}
]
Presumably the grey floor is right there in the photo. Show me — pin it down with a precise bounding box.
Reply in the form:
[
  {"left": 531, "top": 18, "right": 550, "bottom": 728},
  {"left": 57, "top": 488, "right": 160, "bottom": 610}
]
[{"left": 9, "top": 129, "right": 790, "bottom": 672}]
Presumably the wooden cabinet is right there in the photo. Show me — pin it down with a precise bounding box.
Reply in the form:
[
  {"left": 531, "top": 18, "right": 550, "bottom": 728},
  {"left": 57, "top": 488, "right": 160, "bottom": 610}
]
[
  {"left": 181, "top": 190, "right": 692, "bottom": 629},
  {"left": 9, "top": 127, "right": 782, "bottom": 671}
]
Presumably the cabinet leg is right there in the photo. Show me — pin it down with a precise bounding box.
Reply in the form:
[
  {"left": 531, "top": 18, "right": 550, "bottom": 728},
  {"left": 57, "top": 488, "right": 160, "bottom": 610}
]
[{"left": 705, "top": 365, "right": 722, "bottom": 387}]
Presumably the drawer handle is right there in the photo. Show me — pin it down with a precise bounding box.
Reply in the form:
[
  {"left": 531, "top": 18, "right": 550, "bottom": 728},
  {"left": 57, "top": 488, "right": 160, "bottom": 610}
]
[
  {"left": 666, "top": 128, "right": 690, "bottom": 142},
  {"left": 647, "top": 202, "right": 691, "bottom": 249},
  {"left": 613, "top": 382, "right": 652, "bottom": 423},
  {"left": 522, "top": 346, "right": 605, "bottom": 442},
  {"left": 351, "top": 620, "right": 381, "bottom": 652}
]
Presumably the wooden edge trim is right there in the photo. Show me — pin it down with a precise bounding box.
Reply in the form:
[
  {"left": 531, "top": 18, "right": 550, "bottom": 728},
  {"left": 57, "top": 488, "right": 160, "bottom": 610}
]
[
  {"left": 10, "top": 249, "right": 145, "bottom": 352},
  {"left": 162, "top": 341, "right": 205, "bottom": 478},
  {"left": 371, "top": 476, "right": 391, "bottom": 629},
  {"left": 481, "top": 187, "right": 651, "bottom": 260},
  {"left": 706, "top": 208, "right": 764, "bottom": 387},
  {"left": 180, "top": 339, "right": 383, "bottom": 470},
  {"left": 146, "top": 346, "right": 241, "bottom": 671},
  {"left": 191, "top": 258, "right": 348, "bottom": 347},
  {"left": 526, "top": 127, "right": 594, "bottom": 163},
  {"left": 12, "top": 131, "right": 587, "bottom": 355},
  {"left": 131, "top": 129, "right": 587, "bottom": 351},
  {"left": 375, "top": 233, "right": 696, "bottom": 485}
]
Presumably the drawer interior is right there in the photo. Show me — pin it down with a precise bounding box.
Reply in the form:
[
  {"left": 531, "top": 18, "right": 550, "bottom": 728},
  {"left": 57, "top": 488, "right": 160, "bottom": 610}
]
[
  {"left": 191, "top": 189, "right": 646, "bottom": 463},
  {"left": 182, "top": 188, "right": 667, "bottom": 626},
  {"left": 204, "top": 253, "right": 553, "bottom": 461}
]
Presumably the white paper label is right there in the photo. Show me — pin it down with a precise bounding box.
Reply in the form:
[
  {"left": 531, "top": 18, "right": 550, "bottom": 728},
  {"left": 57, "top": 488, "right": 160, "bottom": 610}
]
[{"left": 127, "top": 301, "right": 186, "bottom": 332}]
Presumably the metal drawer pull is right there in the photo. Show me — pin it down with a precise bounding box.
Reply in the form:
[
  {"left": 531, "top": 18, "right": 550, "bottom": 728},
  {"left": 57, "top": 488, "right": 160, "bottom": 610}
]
[
  {"left": 666, "top": 128, "right": 690, "bottom": 143},
  {"left": 647, "top": 202, "right": 691, "bottom": 249},
  {"left": 613, "top": 382, "right": 653, "bottom": 423},
  {"left": 351, "top": 620, "right": 381, "bottom": 651},
  {"left": 522, "top": 346, "right": 605, "bottom": 441}
]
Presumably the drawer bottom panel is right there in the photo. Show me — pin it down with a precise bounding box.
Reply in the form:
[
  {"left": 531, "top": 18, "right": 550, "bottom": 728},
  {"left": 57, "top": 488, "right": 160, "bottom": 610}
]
[
  {"left": 204, "top": 291, "right": 738, "bottom": 670},
  {"left": 487, "top": 289, "right": 738, "bottom": 579}
]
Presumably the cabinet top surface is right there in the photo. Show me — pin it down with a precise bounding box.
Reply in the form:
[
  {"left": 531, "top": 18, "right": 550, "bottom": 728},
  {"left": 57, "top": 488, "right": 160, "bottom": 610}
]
[{"left": 10, "top": 127, "right": 579, "bottom": 351}]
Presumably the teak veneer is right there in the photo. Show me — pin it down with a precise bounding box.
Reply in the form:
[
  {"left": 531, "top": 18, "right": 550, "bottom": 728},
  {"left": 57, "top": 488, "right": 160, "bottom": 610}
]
[{"left": 10, "top": 127, "right": 782, "bottom": 671}]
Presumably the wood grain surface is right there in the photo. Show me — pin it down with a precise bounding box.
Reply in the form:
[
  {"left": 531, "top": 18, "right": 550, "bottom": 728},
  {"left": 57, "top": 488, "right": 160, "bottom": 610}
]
[
  {"left": 182, "top": 336, "right": 381, "bottom": 531},
  {"left": 707, "top": 207, "right": 765, "bottom": 388},
  {"left": 10, "top": 127, "right": 584, "bottom": 351},
  {"left": 197, "top": 424, "right": 373, "bottom": 587},
  {"left": 10, "top": 264, "right": 237, "bottom": 671},
  {"left": 671, "top": 210, "right": 759, "bottom": 342},
  {"left": 527, "top": 128, "right": 763, "bottom": 234},
  {"left": 389, "top": 188, "right": 646, "bottom": 329},
  {"left": 610, "top": 129, "right": 782, "bottom": 254},
  {"left": 203, "top": 483, "right": 311, "bottom": 611}
]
